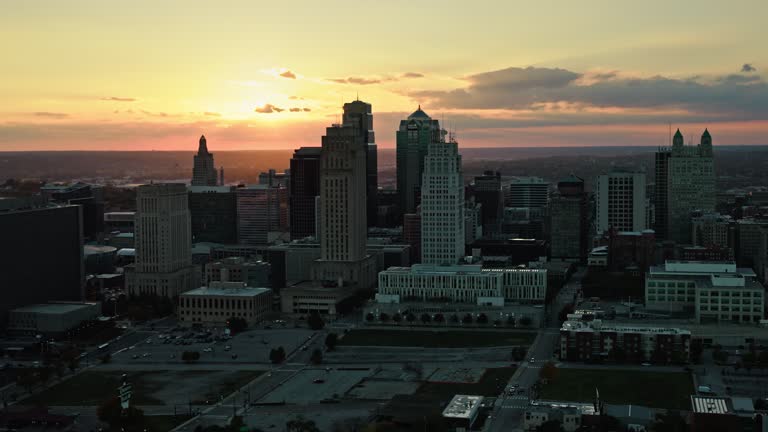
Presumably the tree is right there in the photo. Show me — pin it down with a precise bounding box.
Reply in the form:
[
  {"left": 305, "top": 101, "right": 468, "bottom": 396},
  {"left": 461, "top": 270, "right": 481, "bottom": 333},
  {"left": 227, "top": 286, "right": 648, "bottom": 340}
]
[
  {"left": 307, "top": 312, "right": 325, "bottom": 330},
  {"left": 520, "top": 316, "right": 532, "bottom": 327},
  {"left": 17, "top": 370, "right": 37, "bottom": 393},
  {"left": 434, "top": 313, "right": 445, "bottom": 323},
  {"left": 325, "top": 333, "right": 338, "bottom": 351},
  {"left": 100, "top": 353, "right": 112, "bottom": 364},
  {"left": 538, "top": 419, "right": 564, "bottom": 432},
  {"left": 365, "top": 313, "right": 374, "bottom": 322},
  {"left": 286, "top": 416, "right": 321, "bottom": 432},
  {"left": 420, "top": 313, "right": 431, "bottom": 324},
  {"left": 477, "top": 313, "right": 488, "bottom": 324},
  {"left": 226, "top": 316, "right": 248, "bottom": 335},
  {"left": 379, "top": 312, "right": 390, "bottom": 322},
  {"left": 182, "top": 351, "right": 200, "bottom": 363},
  {"left": 462, "top": 313, "right": 473, "bottom": 324},
  {"left": 270, "top": 347, "right": 286, "bottom": 364},
  {"left": 511, "top": 347, "right": 526, "bottom": 362},
  {"left": 449, "top": 314, "right": 459, "bottom": 324},
  {"left": 405, "top": 313, "right": 416, "bottom": 323},
  {"left": 392, "top": 313, "right": 402, "bottom": 323},
  {"left": 540, "top": 361, "right": 559, "bottom": 382},
  {"left": 310, "top": 349, "right": 323, "bottom": 365},
  {"left": 558, "top": 304, "right": 575, "bottom": 322}
]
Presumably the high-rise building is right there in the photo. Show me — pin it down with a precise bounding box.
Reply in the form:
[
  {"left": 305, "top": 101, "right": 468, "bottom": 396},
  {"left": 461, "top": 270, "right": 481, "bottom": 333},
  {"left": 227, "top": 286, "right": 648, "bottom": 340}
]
[
  {"left": 343, "top": 100, "right": 378, "bottom": 228},
  {"left": 403, "top": 210, "right": 422, "bottom": 264},
  {"left": 473, "top": 171, "right": 503, "bottom": 236},
  {"left": 258, "top": 169, "right": 290, "bottom": 189},
  {"left": 0, "top": 199, "right": 84, "bottom": 327},
  {"left": 654, "top": 149, "right": 671, "bottom": 239},
  {"left": 396, "top": 106, "right": 442, "bottom": 216},
  {"left": 236, "top": 185, "right": 285, "bottom": 246},
  {"left": 289, "top": 147, "right": 322, "bottom": 240},
  {"left": 192, "top": 135, "right": 218, "bottom": 186},
  {"left": 188, "top": 185, "right": 237, "bottom": 244},
  {"left": 421, "top": 135, "right": 465, "bottom": 266},
  {"left": 549, "top": 174, "right": 588, "bottom": 261},
  {"left": 127, "top": 184, "right": 195, "bottom": 298},
  {"left": 310, "top": 123, "right": 376, "bottom": 288},
  {"left": 595, "top": 169, "right": 647, "bottom": 234},
  {"left": 691, "top": 212, "right": 734, "bottom": 250},
  {"left": 665, "top": 129, "right": 716, "bottom": 243},
  {"left": 505, "top": 177, "right": 549, "bottom": 208}
]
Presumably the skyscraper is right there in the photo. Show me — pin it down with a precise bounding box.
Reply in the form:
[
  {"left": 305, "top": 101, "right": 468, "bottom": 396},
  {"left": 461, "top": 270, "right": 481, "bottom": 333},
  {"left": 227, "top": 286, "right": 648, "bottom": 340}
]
[
  {"left": 127, "top": 183, "right": 195, "bottom": 298},
  {"left": 396, "top": 106, "right": 442, "bottom": 216},
  {"left": 505, "top": 177, "right": 549, "bottom": 208},
  {"left": 653, "top": 148, "right": 671, "bottom": 239},
  {"left": 549, "top": 174, "right": 588, "bottom": 261},
  {"left": 191, "top": 135, "right": 218, "bottom": 186},
  {"left": 595, "top": 169, "right": 647, "bottom": 234},
  {"left": 188, "top": 185, "right": 237, "bottom": 244},
  {"left": 666, "top": 129, "right": 716, "bottom": 243},
  {"left": 310, "top": 123, "right": 376, "bottom": 288},
  {"left": 343, "top": 100, "right": 378, "bottom": 228},
  {"left": 290, "top": 147, "right": 322, "bottom": 240},
  {"left": 236, "top": 184, "right": 285, "bottom": 245},
  {"left": 473, "top": 170, "right": 503, "bottom": 236},
  {"left": 421, "top": 135, "right": 465, "bottom": 266}
]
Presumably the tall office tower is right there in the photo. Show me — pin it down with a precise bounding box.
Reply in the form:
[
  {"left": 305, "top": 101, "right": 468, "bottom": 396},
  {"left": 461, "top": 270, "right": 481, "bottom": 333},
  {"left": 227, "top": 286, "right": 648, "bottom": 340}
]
[
  {"left": 219, "top": 166, "right": 225, "bottom": 186},
  {"left": 128, "top": 184, "right": 195, "bottom": 298},
  {"left": 188, "top": 185, "right": 237, "bottom": 244},
  {"left": 473, "top": 170, "right": 503, "bottom": 236},
  {"left": 396, "top": 106, "right": 443, "bottom": 216},
  {"left": 236, "top": 185, "right": 285, "bottom": 245},
  {"left": 258, "top": 169, "right": 290, "bottom": 189},
  {"left": 666, "top": 129, "right": 716, "bottom": 244},
  {"left": 290, "top": 147, "right": 322, "bottom": 240},
  {"left": 343, "top": 100, "right": 378, "bottom": 228},
  {"left": 0, "top": 198, "right": 84, "bottom": 327},
  {"left": 549, "top": 175, "right": 588, "bottom": 261},
  {"left": 311, "top": 123, "right": 376, "bottom": 288},
  {"left": 505, "top": 177, "right": 549, "bottom": 208},
  {"left": 192, "top": 135, "right": 218, "bottom": 186},
  {"left": 595, "top": 169, "right": 647, "bottom": 234},
  {"left": 654, "top": 149, "right": 672, "bottom": 239},
  {"left": 421, "top": 135, "right": 465, "bottom": 265},
  {"left": 403, "top": 211, "right": 422, "bottom": 263}
]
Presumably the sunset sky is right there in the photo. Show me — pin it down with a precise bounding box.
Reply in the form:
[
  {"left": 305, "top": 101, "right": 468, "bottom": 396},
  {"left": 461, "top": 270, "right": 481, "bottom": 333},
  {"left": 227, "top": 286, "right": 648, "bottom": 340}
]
[{"left": 2, "top": 0, "right": 768, "bottom": 151}]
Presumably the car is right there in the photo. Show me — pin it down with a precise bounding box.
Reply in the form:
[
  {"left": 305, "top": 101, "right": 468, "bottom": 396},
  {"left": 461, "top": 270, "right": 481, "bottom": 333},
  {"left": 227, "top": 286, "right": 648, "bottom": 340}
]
[
  {"left": 313, "top": 378, "right": 325, "bottom": 384},
  {"left": 529, "top": 357, "right": 535, "bottom": 363},
  {"left": 132, "top": 354, "right": 139, "bottom": 359},
  {"left": 203, "top": 347, "right": 213, "bottom": 353},
  {"left": 301, "top": 346, "right": 308, "bottom": 351},
  {"left": 641, "top": 362, "right": 652, "bottom": 367},
  {"left": 231, "top": 354, "right": 238, "bottom": 359},
  {"left": 224, "top": 345, "right": 232, "bottom": 351},
  {"left": 141, "top": 353, "right": 151, "bottom": 358},
  {"left": 170, "top": 354, "right": 176, "bottom": 359}
]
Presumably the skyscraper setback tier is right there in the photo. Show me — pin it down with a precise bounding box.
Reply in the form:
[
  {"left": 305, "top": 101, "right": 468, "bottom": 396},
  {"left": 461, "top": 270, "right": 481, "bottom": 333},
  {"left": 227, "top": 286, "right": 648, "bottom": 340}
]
[
  {"left": 128, "top": 183, "right": 195, "bottom": 298},
  {"left": 396, "top": 106, "right": 443, "bottom": 216},
  {"left": 192, "top": 135, "right": 218, "bottom": 186},
  {"left": 421, "top": 136, "right": 465, "bottom": 266},
  {"left": 343, "top": 100, "right": 378, "bottom": 228}
]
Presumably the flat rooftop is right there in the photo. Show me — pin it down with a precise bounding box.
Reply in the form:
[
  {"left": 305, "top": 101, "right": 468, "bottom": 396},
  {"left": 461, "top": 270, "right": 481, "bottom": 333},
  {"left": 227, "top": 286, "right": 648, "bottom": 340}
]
[
  {"left": 181, "top": 283, "right": 271, "bottom": 297},
  {"left": 442, "top": 394, "right": 483, "bottom": 419},
  {"left": 12, "top": 303, "right": 97, "bottom": 314},
  {"left": 691, "top": 396, "right": 730, "bottom": 414}
]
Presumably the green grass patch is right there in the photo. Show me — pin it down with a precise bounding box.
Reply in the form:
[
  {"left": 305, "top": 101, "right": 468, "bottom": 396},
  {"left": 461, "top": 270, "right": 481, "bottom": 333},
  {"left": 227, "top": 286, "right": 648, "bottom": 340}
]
[
  {"left": 539, "top": 368, "right": 694, "bottom": 410},
  {"left": 25, "top": 370, "right": 261, "bottom": 406},
  {"left": 338, "top": 329, "right": 535, "bottom": 348}
]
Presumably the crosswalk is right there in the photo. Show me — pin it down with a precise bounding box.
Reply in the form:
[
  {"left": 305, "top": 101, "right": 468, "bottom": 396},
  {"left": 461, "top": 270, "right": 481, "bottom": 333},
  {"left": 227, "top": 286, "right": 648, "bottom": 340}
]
[{"left": 501, "top": 395, "right": 530, "bottom": 409}]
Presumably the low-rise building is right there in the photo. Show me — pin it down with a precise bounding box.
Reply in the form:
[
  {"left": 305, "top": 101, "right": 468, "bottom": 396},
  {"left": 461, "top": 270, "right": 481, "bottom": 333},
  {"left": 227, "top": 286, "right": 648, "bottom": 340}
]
[
  {"left": 442, "top": 395, "right": 484, "bottom": 430},
  {"left": 204, "top": 257, "right": 272, "bottom": 288},
  {"left": 377, "top": 264, "right": 547, "bottom": 305},
  {"left": 645, "top": 261, "right": 765, "bottom": 324},
  {"left": 8, "top": 302, "right": 101, "bottom": 336},
  {"left": 279, "top": 282, "right": 355, "bottom": 315},
  {"left": 523, "top": 405, "right": 583, "bottom": 432},
  {"left": 178, "top": 282, "right": 272, "bottom": 327},
  {"left": 559, "top": 313, "right": 691, "bottom": 363},
  {"left": 690, "top": 396, "right": 760, "bottom": 432}
]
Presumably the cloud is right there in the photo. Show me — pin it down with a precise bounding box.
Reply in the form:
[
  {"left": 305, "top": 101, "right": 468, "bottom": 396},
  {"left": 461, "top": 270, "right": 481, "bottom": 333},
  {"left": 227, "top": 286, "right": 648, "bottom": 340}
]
[
  {"left": 401, "top": 72, "right": 424, "bottom": 78},
  {"left": 409, "top": 65, "right": 768, "bottom": 119},
  {"left": 289, "top": 108, "right": 301, "bottom": 112},
  {"left": 328, "top": 76, "right": 398, "bottom": 85},
  {"left": 101, "top": 96, "right": 136, "bottom": 102},
  {"left": 742, "top": 63, "right": 756, "bottom": 73},
  {"left": 288, "top": 96, "right": 303, "bottom": 100},
  {"left": 203, "top": 111, "right": 221, "bottom": 117},
  {"left": 140, "top": 110, "right": 169, "bottom": 117},
  {"left": 32, "top": 112, "right": 69, "bottom": 119},
  {"left": 254, "top": 104, "right": 284, "bottom": 113},
  {"left": 303, "top": 108, "right": 311, "bottom": 112},
  {"left": 280, "top": 70, "right": 297, "bottom": 79}
]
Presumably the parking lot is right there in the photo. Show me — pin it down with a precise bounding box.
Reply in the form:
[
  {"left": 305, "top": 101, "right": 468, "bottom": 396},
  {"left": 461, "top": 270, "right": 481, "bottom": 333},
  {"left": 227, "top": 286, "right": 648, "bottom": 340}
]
[
  {"left": 110, "top": 326, "right": 317, "bottom": 365},
  {"left": 257, "top": 368, "right": 371, "bottom": 404}
]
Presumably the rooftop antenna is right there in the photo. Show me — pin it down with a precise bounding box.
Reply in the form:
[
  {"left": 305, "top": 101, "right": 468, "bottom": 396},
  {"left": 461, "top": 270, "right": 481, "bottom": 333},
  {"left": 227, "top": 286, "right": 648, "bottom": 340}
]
[
  {"left": 669, "top": 123, "right": 672, "bottom": 147},
  {"left": 356, "top": 91, "right": 359, "bottom": 102}
]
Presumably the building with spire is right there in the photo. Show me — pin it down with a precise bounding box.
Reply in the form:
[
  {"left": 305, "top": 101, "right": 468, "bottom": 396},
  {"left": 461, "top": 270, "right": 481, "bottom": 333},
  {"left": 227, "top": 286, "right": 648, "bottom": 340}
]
[
  {"left": 192, "top": 135, "right": 218, "bottom": 186},
  {"left": 656, "top": 129, "right": 715, "bottom": 243},
  {"left": 396, "top": 106, "right": 443, "bottom": 216},
  {"left": 342, "top": 99, "right": 378, "bottom": 228}
]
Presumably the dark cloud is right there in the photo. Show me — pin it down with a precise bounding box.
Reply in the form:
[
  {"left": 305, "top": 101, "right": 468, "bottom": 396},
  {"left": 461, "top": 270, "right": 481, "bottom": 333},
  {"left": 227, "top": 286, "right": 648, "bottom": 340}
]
[
  {"left": 203, "top": 111, "right": 221, "bottom": 117},
  {"left": 410, "top": 65, "right": 768, "bottom": 118},
  {"left": 254, "top": 104, "right": 284, "bottom": 113},
  {"left": 303, "top": 108, "right": 311, "bottom": 112},
  {"left": 402, "top": 72, "right": 424, "bottom": 78},
  {"left": 140, "top": 110, "right": 169, "bottom": 117},
  {"left": 289, "top": 108, "right": 302, "bottom": 112},
  {"left": 280, "top": 70, "right": 297, "bottom": 79},
  {"left": 101, "top": 96, "right": 136, "bottom": 102},
  {"left": 32, "top": 112, "right": 68, "bottom": 119},
  {"left": 742, "top": 63, "right": 756, "bottom": 73}
]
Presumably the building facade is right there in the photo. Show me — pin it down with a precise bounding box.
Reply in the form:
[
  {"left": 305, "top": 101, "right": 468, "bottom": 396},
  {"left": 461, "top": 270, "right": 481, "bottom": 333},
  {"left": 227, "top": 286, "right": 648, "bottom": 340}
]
[
  {"left": 188, "top": 185, "right": 237, "bottom": 244},
  {"left": 178, "top": 282, "right": 272, "bottom": 327},
  {"left": 343, "top": 100, "right": 378, "bottom": 228},
  {"left": 396, "top": 106, "right": 442, "bottom": 216},
  {"left": 8, "top": 302, "right": 100, "bottom": 336},
  {"left": 505, "top": 177, "right": 549, "bottom": 208},
  {"left": 549, "top": 174, "right": 588, "bottom": 261},
  {"left": 289, "top": 147, "right": 322, "bottom": 240},
  {"left": 421, "top": 137, "right": 465, "bottom": 265},
  {"left": 205, "top": 257, "right": 271, "bottom": 288},
  {"left": 192, "top": 135, "right": 218, "bottom": 186},
  {"left": 236, "top": 184, "right": 286, "bottom": 246},
  {"left": 595, "top": 169, "right": 647, "bottom": 234},
  {"left": 645, "top": 261, "right": 765, "bottom": 324},
  {"left": 127, "top": 183, "right": 195, "bottom": 298},
  {"left": 473, "top": 171, "right": 503, "bottom": 236}
]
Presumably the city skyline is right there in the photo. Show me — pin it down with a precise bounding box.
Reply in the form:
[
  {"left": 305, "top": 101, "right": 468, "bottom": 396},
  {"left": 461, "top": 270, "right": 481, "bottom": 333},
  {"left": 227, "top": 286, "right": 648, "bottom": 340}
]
[{"left": 3, "top": 0, "right": 768, "bottom": 151}]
